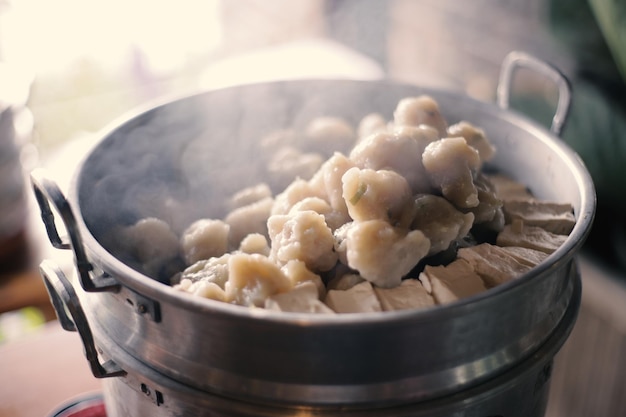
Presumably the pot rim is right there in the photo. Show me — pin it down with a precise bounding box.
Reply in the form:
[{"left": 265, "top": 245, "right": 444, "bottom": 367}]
[{"left": 67, "top": 78, "right": 596, "bottom": 326}]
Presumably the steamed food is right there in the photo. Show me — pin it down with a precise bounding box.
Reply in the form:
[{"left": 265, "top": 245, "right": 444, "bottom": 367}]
[{"left": 121, "top": 95, "right": 575, "bottom": 314}]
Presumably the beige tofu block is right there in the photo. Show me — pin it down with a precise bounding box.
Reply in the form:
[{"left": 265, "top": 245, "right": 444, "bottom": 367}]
[
  {"left": 374, "top": 279, "right": 435, "bottom": 311},
  {"left": 457, "top": 243, "right": 534, "bottom": 288},
  {"left": 419, "top": 259, "right": 487, "bottom": 304},
  {"left": 326, "top": 273, "right": 366, "bottom": 291},
  {"left": 503, "top": 200, "right": 575, "bottom": 235},
  {"left": 265, "top": 281, "right": 335, "bottom": 314},
  {"left": 324, "top": 281, "right": 383, "bottom": 313},
  {"left": 499, "top": 246, "right": 549, "bottom": 267},
  {"left": 486, "top": 173, "right": 534, "bottom": 200},
  {"left": 496, "top": 221, "right": 568, "bottom": 254}
]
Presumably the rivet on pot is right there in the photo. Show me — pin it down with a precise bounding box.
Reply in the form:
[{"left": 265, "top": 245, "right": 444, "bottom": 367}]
[
  {"left": 140, "top": 382, "right": 164, "bottom": 406},
  {"left": 124, "top": 289, "right": 161, "bottom": 322}
]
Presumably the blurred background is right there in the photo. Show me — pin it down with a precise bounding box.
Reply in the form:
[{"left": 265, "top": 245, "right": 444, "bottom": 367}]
[{"left": 0, "top": 1, "right": 624, "bottom": 416}]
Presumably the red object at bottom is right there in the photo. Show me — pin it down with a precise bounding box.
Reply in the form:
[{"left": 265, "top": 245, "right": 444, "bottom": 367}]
[{"left": 48, "top": 394, "right": 106, "bottom": 417}]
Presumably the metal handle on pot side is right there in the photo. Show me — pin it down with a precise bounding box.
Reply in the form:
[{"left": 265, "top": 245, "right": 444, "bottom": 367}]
[
  {"left": 497, "top": 51, "right": 572, "bottom": 136},
  {"left": 39, "top": 259, "right": 126, "bottom": 379},
  {"left": 31, "top": 168, "right": 119, "bottom": 293}
]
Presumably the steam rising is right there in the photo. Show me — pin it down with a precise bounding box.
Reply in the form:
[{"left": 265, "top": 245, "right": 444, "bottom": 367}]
[{"left": 77, "top": 80, "right": 429, "bottom": 278}]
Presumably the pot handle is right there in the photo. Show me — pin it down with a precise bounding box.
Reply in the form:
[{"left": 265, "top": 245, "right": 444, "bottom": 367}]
[
  {"left": 497, "top": 51, "right": 572, "bottom": 136},
  {"left": 39, "top": 259, "right": 126, "bottom": 379},
  {"left": 31, "top": 168, "right": 120, "bottom": 293}
]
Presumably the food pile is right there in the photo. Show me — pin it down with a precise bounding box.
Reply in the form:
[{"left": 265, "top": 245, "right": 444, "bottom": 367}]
[{"left": 119, "top": 95, "right": 576, "bottom": 314}]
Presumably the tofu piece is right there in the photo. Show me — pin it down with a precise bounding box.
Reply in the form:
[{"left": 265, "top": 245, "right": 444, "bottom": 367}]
[
  {"left": 265, "top": 281, "right": 335, "bottom": 314},
  {"left": 327, "top": 273, "right": 365, "bottom": 291},
  {"left": 324, "top": 281, "right": 383, "bottom": 313},
  {"left": 499, "top": 246, "right": 549, "bottom": 268},
  {"left": 496, "top": 220, "right": 567, "bottom": 254},
  {"left": 486, "top": 173, "right": 534, "bottom": 201},
  {"left": 502, "top": 200, "right": 575, "bottom": 235},
  {"left": 457, "top": 243, "right": 534, "bottom": 288},
  {"left": 374, "top": 279, "right": 435, "bottom": 311},
  {"left": 419, "top": 259, "right": 487, "bottom": 304}
]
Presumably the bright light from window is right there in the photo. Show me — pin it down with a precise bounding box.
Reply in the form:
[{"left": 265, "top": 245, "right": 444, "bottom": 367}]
[{"left": 0, "top": 0, "right": 222, "bottom": 75}]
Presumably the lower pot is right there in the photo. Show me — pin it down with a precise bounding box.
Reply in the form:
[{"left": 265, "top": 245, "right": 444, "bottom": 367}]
[
  {"left": 102, "top": 270, "right": 579, "bottom": 417},
  {"left": 40, "top": 258, "right": 581, "bottom": 417}
]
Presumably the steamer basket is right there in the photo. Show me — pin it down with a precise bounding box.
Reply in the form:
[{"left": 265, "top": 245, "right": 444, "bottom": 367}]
[{"left": 33, "top": 52, "right": 595, "bottom": 408}]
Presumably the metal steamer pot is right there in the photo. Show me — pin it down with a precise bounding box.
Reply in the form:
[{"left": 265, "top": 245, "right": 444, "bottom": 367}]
[
  {"left": 41, "top": 260, "right": 581, "bottom": 417},
  {"left": 33, "top": 52, "right": 595, "bottom": 413}
]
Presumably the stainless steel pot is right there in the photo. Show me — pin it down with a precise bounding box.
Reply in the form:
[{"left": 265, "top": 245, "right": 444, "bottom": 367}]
[
  {"left": 40, "top": 258, "right": 581, "bottom": 417},
  {"left": 32, "top": 52, "right": 595, "bottom": 408}
]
